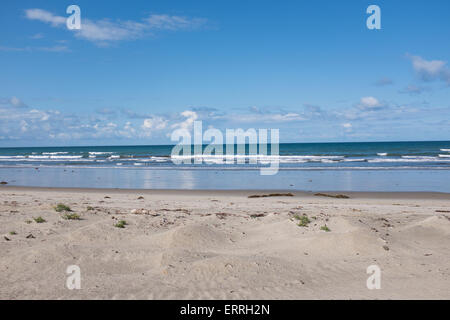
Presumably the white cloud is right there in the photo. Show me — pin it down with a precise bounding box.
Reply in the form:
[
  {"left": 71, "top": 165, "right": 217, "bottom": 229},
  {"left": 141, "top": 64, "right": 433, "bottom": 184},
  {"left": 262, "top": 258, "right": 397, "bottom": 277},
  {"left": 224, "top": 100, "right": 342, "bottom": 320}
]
[
  {"left": 2, "top": 95, "right": 444, "bottom": 144},
  {"left": 75, "top": 19, "right": 146, "bottom": 42},
  {"left": 399, "top": 84, "right": 427, "bottom": 95},
  {"left": 170, "top": 110, "right": 198, "bottom": 131},
  {"left": 118, "top": 121, "right": 136, "bottom": 138},
  {"left": 25, "top": 8, "right": 66, "bottom": 27},
  {"left": 358, "top": 96, "right": 383, "bottom": 110},
  {"left": 268, "top": 113, "right": 305, "bottom": 122},
  {"left": 20, "top": 120, "right": 29, "bottom": 132},
  {"left": 342, "top": 123, "right": 352, "bottom": 128},
  {"left": 10, "top": 96, "right": 28, "bottom": 108},
  {"left": 147, "top": 14, "right": 207, "bottom": 31},
  {"left": 142, "top": 117, "right": 168, "bottom": 130},
  {"left": 0, "top": 99, "right": 140, "bottom": 141},
  {"left": 0, "top": 103, "right": 204, "bottom": 142},
  {"left": 410, "top": 55, "right": 445, "bottom": 77},
  {"left": 0, "top": 96, "right": 28, "bottom": 108},
  {"left": 409, "top": 54, "right": 450, "bottom": 84},
  {"left": 225, "top": 109, "right": 306, "bottom": 123},
  {"left": 24, "top": 9, "right": 207, "bottom": 45},
  {"left": 341, "top": 122, "right": 353, "bottom": 133}
]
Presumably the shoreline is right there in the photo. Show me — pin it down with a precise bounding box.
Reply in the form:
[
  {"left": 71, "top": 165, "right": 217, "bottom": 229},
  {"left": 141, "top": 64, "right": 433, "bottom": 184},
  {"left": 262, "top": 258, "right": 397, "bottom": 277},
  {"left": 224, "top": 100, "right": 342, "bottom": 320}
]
[
  {"left": 2, "top": 166, "right": 450, "bottom": 192},
  {"left": 2, "top": 185, "right": 450, "bottom": 199}
]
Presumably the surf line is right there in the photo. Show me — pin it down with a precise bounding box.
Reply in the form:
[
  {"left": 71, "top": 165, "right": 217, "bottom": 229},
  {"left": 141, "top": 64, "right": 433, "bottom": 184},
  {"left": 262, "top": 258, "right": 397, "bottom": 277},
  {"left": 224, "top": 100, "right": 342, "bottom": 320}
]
[{"left": 170, "top": 120, "right": 280, "bottom": 175}]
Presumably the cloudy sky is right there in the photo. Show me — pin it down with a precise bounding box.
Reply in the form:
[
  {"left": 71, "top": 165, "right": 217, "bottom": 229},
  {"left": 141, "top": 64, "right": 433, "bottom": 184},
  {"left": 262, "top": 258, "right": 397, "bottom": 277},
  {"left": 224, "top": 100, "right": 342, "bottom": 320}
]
[{"left": 0, "top": 0, "right": 449, "bottom": 146}]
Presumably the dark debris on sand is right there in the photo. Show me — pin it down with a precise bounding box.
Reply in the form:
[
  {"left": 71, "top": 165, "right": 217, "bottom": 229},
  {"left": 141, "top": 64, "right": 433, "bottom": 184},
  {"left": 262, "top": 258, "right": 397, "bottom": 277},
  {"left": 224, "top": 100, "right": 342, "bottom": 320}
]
[
  {"left": 314, "top": 193, "right": 350, "bottom": 199},
  {"left": 248, "top": 193, "right": 294, "bottom": 198}
]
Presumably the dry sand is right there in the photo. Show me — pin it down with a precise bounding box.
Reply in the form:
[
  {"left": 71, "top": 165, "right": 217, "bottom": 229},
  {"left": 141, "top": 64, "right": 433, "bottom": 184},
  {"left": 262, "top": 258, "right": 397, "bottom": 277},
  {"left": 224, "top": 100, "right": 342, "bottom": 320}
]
[{"left": 0, "top": 186, "right": 449, "bottom": 299}]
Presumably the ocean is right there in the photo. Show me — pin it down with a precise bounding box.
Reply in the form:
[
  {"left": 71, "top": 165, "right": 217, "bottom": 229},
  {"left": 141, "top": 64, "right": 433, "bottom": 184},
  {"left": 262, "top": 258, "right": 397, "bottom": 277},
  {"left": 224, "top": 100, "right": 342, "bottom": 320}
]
[{"left": 0, "top": 141, "right": 450, "bottom": 192}]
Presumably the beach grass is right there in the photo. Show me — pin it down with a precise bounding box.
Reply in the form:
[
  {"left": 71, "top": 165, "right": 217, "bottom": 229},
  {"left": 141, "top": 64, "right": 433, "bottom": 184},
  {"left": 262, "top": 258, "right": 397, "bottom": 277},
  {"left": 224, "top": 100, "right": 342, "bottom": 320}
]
[
  {"left": 115, "top": 220, "right": 127, "bottom": 228},
  {"left": 62, "top": 213, "right": 81, "bottom": 220},
  {"left": 295, "top": 215, "right": 311, "bottom": 227},
  {"left": 54, "top": 203, "right": 72, "bottom": 212},
  {"left": 33, "top": 216, "right": 46, "bottom": 223}
]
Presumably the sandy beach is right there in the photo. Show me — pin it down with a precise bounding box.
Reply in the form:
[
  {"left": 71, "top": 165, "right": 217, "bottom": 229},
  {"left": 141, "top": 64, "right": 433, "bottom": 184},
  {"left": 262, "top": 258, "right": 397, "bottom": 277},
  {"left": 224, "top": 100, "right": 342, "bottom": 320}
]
[{"left": 0, "top": 186, "right": 449, "bottom": 299}]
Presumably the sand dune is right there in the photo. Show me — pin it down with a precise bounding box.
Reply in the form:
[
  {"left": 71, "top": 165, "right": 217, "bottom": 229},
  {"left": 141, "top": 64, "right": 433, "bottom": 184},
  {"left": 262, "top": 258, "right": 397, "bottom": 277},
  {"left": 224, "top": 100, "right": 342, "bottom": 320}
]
[{"left": 0, "top": 187, "right": 449, "bottom": 299}]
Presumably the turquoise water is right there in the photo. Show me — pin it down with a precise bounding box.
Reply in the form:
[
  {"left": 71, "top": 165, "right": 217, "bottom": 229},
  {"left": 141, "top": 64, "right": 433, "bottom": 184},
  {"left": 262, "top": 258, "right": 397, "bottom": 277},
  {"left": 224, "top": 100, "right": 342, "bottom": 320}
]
[
  {"left": 0, "top": 141, "right": 450, "bottom": 191},
  {"left": 0, "top": 141, "right": 449, "bottom": 170}
]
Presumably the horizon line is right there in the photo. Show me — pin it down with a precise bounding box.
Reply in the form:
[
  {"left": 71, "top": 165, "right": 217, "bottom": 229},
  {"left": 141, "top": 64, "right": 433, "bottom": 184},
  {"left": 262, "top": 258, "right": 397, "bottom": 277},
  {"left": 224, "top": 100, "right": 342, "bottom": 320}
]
[{"left": 1, "top": 139, "right": 449, "bottom": 149}]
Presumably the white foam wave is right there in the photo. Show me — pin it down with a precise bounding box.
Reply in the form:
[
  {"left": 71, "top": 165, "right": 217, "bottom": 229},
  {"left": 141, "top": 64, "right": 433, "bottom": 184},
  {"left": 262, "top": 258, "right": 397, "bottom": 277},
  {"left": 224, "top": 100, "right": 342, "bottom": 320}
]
[
  {"left": 50, "top": 155, "right": 83, "bottom": 159},
  {"left": 0, "top": 158, "right": 93, "bottom": 163},
  {"left": 369, "top": 157, "right": 450, "bottom": 163},
  {"left": 27, "top": 155, "right": 84, "bottom": 159},
  {"left": 150, "top": 156, "right": 170, "bottom": 161},
  {"left": 89, "top": 152, "right": 114, "bottom": 155},
  {"left": 320, "top": 159, "right": 338, "bottom": 163},
  {"left": 170, "top": 154, "right": 344, "bottom": 164},
  {"left": 402, "top": 156, "right": 436, "bottom": 160},
  {"left": 344, "top": 158, "right": 367, "bottom": 162},
  {"left": 0, "top": 156, "right": 26, "bottom": 159},
  {"left": 377, "top": 153, "right": 388, "bottom": 156},
  {"left": 2, "top": 164, "right": 450, "bottom": 171}
]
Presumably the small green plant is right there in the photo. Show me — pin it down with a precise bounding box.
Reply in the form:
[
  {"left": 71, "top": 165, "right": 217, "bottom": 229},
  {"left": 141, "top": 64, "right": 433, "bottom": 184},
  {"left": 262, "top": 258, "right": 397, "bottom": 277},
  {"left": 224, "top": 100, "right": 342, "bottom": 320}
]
[
  {"left": 62, "top": 213, "right": 81, "bottom": 220},
  {"left": 33, "top": 216, "right": 46, "bottom": 223},
  {"left": 320, "top": 225, "right": 331, "bottom": 232},
  {"left": 9, "top": 231, "right": 17, "bottom": 235},
  {"left": 297, "top": 215, "right": 311, "bottom": 227},
  {"left": 54, "top": 203, "right": 72, "bottom": 212},
  {"left": 86, "top": 206, "right": 94, "bottom": 211},
  {"left": 115, "top": 220, "right": 127, "bottom": 228}
]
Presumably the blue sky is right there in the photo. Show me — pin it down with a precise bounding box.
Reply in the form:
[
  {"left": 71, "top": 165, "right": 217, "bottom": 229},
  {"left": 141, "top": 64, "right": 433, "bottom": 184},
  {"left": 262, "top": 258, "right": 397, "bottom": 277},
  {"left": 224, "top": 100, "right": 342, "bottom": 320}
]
[{"left": 0, "top": 0, "right": 449, "bottom": 146}]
